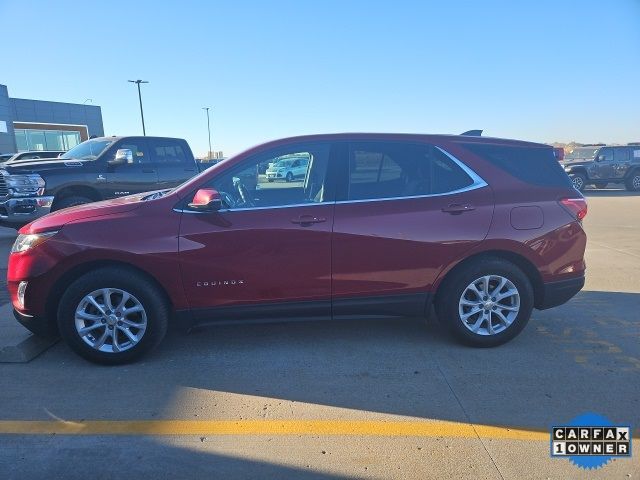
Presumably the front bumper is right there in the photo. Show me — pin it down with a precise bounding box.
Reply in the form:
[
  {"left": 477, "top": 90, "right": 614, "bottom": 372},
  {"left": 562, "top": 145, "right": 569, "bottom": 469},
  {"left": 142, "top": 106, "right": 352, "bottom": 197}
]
[
  {"left": 537, "top": 275, "right": 585, "bottom": 310},
  {"left": 13, "top": 308, "right": 58, "bottom": 337},
  {"left": 0, "top": 196, "right": 53, "bottom": 225}
]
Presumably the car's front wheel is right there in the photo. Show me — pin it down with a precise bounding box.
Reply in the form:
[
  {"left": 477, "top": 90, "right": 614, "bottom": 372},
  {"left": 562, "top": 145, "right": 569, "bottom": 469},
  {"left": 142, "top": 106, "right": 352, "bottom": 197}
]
[
  {"left": 435, "top": 258, "right": 534, "bottom": 347},
  {"left": 57, "top": 267, "right": 169, "bottom": 364}
]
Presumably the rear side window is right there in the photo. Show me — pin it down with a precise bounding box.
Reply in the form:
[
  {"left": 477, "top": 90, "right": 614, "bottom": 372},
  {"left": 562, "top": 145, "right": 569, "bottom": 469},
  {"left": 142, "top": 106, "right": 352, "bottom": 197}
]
[
  {"left": 348, "top": 142, "right": 474, "bottom": 201},
  {"left": 460, "top": 143, "right": 573, "bottom": 188},
  {"left": 149, "top": 139, "right": 190, "bottom": 166}
]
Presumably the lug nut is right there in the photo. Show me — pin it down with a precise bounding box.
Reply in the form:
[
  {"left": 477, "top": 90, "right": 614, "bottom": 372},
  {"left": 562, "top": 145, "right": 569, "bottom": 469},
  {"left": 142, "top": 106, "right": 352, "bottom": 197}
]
[
  {"left": 108, "top": 325, "right": 114, "bottom": 330},
  {"left": 117, "top": 321, "right": 123, "bottom": 326},
  {"left": 101, "top": 319, "right": 106, "bottom": 324}
]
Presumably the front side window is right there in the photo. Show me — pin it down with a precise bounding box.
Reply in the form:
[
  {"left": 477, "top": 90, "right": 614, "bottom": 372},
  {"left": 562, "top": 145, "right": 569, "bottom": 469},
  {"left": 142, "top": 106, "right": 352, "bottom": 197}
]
[
  {"left": 347, "top": 142, "right": 474, "bottom": 201},
  {"left": 208, "top": 143, "right": 331, "bottom": 210},
  {"left": 598, "top": 148, "right": 614, "bottom": 162}
]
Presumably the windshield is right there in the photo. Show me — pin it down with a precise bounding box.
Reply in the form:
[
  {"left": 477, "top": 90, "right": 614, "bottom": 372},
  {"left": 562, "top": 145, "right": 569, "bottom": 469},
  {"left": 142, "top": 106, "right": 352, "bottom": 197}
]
[
  {"left": 564, "top": 147, "right": 599, "bottom": 160},
  {"left": 60, "top": 139, "right": 113, "bottom": 161}
]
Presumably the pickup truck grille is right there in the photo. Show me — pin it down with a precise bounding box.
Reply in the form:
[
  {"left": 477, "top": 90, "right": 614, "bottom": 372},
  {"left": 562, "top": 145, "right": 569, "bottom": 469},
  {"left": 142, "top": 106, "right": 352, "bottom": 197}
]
[{"left": 0, "top": 172, "right": 8, "bottom": 197}]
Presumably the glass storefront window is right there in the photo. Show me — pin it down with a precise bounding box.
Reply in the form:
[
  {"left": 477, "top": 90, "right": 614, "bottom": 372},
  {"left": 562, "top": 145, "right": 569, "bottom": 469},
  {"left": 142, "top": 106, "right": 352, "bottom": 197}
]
[
  {"left": 45, "top": 131, "right": 65, "bottom": 150},
  {"left": 26, "top": 130, "right": 46, "bottom": 151},
  {"left": 14, "top": 130, "right": 28, "bottom": 151},
  {"left": 14, "top": 128, "right": 82, "bottom": 151}
]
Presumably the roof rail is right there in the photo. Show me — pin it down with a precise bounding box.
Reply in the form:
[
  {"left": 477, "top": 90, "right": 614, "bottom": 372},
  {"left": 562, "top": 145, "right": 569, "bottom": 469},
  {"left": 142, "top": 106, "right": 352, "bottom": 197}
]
[
  {"left": 627, "top": 142, "right": 640, "bottom": 146},
  {"left": 460, "top": 130, "right": 482, "bottom": 136}
]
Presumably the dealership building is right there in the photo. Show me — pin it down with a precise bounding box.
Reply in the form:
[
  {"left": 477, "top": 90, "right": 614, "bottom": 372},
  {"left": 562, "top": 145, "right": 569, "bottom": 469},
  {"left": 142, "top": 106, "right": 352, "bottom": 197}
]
[{"left": 0, "top": 83, "right": 104, "bottom": 155}]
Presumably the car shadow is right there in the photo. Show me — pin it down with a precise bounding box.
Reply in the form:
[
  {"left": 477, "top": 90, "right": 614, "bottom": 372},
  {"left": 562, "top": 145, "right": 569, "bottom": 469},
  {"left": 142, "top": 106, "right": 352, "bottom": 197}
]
[
  {"left": 583, "top": 187, "right": 640, "bottom": 197},
  {"left": 6, "top": 290, "right": 640, "bottom": 437}
]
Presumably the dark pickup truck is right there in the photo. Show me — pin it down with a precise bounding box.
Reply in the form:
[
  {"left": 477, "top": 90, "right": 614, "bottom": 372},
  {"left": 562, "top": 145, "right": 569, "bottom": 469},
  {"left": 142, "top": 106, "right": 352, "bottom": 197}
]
[{"left": 0, "top": 136, "right": 203, "bottom": 228}]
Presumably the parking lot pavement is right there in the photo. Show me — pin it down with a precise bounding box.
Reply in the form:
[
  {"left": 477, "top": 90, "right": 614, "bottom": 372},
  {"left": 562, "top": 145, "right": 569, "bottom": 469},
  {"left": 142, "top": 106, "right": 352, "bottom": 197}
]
[{"left": 0, "top": 190, "right": 639, "bottom": 479}]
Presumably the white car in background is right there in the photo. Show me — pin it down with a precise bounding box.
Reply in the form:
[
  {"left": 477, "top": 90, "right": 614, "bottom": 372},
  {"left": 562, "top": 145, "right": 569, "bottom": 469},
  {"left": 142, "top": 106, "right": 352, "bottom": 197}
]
[{"left": 266, "top": 157, "right": 309, "bottom": 182}]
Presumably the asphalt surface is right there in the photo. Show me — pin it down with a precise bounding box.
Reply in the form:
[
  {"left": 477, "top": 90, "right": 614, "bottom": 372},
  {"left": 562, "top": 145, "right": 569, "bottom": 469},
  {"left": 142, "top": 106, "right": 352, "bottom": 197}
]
[{"left": 0, "top": 187, "right": 639, "bottom": 479}]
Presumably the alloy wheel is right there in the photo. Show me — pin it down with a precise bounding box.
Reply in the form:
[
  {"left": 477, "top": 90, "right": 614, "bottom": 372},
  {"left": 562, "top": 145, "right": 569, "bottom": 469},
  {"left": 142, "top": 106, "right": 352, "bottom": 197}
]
[
  {"left": 458, "top": 275, "right": 520, "bottom": 336},
  {"left": 572, "top": 176, "right": 584, "bottom": 191},
  {"left": 74, "top": 288, "right": 148, "bottom": 353}
]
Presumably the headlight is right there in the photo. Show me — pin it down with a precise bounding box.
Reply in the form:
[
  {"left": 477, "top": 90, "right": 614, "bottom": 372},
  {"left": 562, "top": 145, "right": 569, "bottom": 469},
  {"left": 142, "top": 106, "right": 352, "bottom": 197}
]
[
  {"left": 6, "top": 174, "right": 45, "bottom": 195},
  {"left": 11, "top": 231, "right": 58, "bottom": 253}
]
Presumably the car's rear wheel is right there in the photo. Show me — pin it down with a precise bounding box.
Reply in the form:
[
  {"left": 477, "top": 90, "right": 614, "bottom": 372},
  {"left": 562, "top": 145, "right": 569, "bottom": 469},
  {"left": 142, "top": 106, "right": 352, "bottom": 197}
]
[
  {"left": 625, "top": 172, "right": 640, "bottom": 192},
  {"left": 57, "top": 267, "right": 168, "bottom": 364},
  {"left": 435, "top": 258, "right": 534, "bottom": 347},
  {"left": 594, "top": 182, "right": 608, "bottom": 189},
  {"left": 570, "top": 173, "right": 586, "bottom": 192}
]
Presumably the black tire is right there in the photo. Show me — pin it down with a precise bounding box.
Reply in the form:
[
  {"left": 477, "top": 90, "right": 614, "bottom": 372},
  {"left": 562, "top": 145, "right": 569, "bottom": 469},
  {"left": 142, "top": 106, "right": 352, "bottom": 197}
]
[
  {"left": 285, "top": 172, "right": 293, "bottom": 182},
  {"left": 267, "top": 179, "right": 274, "bottom": 183},
  {"left": 625, "top": 171, "right": 640, "bottom": 192},
  {"left": 52, "top": 195, "right": 92, "bottom": 212},
  {"left": 435, "top": 258, "right": 534, "bottom": 347},
  {"left": 57, "top": 267, "right": 169, "bottom": 364},
  {"left": 569, "top": 173, "right": 587, "bottom": 192},
  {"left": 594, "top": 182, "right": 608, "bottom": 189}
]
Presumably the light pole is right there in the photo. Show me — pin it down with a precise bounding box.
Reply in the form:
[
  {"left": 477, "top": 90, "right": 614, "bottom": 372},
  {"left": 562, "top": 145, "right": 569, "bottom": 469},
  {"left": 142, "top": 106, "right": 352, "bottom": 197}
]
[
  {"left": 203, "top": 107, "right": 212, "bottom": 159},
  {"left": 128, "top": 80, "right": 149, "bottom": 135}
]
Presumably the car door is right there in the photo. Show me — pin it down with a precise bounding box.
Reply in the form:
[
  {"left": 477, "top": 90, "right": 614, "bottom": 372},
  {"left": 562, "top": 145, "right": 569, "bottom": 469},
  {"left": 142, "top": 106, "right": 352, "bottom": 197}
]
[
  {"left": 103, "top": 138, "right": 159, "bottom": 198},
  {"left": 331, "top": 141, "right": 494, "bottom": 318},
  {"left": 613, "top": 147, "right": 631, "bottom": 179},
  {"left": 593, "top": 147, "right": 614, "bottom": 180},
  {"left": 148, "top": 138, "right": 198, "bottom": 189},
  {"left": 178, "top": 141, "right": 336, "bottom": 323}
]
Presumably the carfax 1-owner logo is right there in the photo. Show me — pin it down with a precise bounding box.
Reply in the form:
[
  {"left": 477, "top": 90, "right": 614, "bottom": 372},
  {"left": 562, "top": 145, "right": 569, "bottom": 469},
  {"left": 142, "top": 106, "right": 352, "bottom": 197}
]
[{"left": 551, "top": 413, "right": 632, "bottom": 470}]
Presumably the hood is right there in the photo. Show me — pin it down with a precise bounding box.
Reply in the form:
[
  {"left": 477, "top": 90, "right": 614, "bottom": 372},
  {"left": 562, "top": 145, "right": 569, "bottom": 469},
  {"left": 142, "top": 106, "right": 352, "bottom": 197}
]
[
  {"left": 23, "top": 193, "right": 150, "bottom": 234},
  {"left": 3, "top": 158, "right": 89, "bottom": 173},
  {"left": 561, "top": 158, "right": 592, "bottom": 166}
]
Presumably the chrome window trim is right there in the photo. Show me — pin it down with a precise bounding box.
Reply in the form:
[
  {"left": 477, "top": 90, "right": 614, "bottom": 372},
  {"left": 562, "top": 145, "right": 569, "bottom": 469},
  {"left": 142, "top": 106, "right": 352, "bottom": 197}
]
[
  {"left": 336, "top": 146, "right": 488, "bottom": 205},
  {"left": 175, "top": 146, "right": 488, "bottom": 213},
  {"left": 174, "top": 201, "right": 330, "bottom": 214}
]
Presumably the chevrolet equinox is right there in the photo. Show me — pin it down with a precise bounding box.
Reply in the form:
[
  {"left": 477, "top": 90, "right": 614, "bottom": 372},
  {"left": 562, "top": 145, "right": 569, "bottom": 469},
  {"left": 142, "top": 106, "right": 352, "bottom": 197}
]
[{"left": 8, "top": 133, "right": 587, "bottom": 364}]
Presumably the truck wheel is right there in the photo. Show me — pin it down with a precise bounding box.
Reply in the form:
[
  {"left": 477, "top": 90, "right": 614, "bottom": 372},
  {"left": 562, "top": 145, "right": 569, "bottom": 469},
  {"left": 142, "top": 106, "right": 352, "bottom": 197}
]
[
  {"left": 570, "top": 173, "right": 587, "bottom": 192},
  {"left": 57, "top": 267, "right": 169, "bottom": 365},
  {"left": 594, "top": 182, "right": 608, "bottom": 189},
  {"left": 52, "top": 195, "right": 92, "bottom": 212},
  {"left": 435, "top": 258, "right": 534, "bottom": 347},
  {"left": 285, "top": 172, "right": 293, "bottom": 182},
  {"left": 625, "top": 172, "right": 640, "bottom": 192}
]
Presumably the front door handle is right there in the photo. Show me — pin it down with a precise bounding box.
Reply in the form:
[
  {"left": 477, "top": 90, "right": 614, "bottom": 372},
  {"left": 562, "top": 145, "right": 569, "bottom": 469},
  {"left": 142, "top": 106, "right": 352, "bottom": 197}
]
[
  {"left": 442, "top": 203, "right": 475, "bottom": 215},
  {"left": 291, "top": 215, "right": 326, "bottom": 226}
]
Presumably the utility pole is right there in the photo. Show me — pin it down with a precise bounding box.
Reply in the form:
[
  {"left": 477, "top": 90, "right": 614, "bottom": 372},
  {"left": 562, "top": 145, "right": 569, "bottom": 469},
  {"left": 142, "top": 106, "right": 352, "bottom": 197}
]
[
  {"left": 128, "top": 80, "right": 149, "bottom": 135},
  {"left": 203, "top": 107, "right": 212, "bottom": 159}
]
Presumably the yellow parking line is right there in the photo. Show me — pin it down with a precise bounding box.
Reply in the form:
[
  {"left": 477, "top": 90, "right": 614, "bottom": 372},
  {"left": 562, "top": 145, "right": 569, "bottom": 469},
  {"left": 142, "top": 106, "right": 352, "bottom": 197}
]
[{"left": 0, "top": 419, "right": 552, "bottom": 440}]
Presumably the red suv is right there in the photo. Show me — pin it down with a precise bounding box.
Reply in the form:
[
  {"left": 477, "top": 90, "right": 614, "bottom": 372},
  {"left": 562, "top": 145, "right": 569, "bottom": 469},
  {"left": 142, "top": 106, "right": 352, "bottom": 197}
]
[{"left": 7, "top": 134, "right": 587, "bottom": 364}]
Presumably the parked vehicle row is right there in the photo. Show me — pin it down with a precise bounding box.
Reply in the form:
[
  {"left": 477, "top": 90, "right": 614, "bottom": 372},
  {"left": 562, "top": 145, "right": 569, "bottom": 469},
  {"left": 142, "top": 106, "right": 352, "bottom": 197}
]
[
  {"left": 561, "top": 144, "right": 640, "bottom": 192},
  {"left": 0, "top": 136, "right": 203, "bottom": 228},
  {"left": 8, "top": 132, "right": 587, "bottom": 364}
]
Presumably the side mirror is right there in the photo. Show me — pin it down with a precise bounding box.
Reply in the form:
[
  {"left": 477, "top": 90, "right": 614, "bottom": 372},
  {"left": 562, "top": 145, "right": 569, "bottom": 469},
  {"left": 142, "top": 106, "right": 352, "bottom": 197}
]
[
  {"left": 109, "top": 148, "right": 133, "bottom": 166},
  {"left": 188, "top": 188, "right": 222, "bottom": 211},
  {"left": 596, "top": 155, "right": 605, "bottom": 162}
]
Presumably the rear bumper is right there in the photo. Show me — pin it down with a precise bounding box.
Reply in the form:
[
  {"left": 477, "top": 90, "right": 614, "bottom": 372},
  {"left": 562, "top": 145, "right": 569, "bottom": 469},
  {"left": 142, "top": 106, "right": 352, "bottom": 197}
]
[
  {"left": 13, "top": 309, "right": 57, "bottom": 337},
  {"left": 537, "top": 275, "right": 585, "bottom": 310}
]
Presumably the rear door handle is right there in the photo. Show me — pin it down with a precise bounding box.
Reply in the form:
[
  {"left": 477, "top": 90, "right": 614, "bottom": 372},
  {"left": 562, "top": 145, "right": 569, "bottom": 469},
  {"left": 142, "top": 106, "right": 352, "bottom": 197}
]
[
  {"left": 291, "top": 215, "right": 326, "bottom": 226},
  {"left": 442, "top": 203, "right": 475, "bottom": 214}
]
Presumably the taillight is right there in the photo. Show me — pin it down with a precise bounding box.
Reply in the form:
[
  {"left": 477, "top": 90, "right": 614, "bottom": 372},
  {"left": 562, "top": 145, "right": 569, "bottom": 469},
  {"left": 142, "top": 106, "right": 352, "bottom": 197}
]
[{"left": 559, "top": 197, "right": 588, "bottom": 221}]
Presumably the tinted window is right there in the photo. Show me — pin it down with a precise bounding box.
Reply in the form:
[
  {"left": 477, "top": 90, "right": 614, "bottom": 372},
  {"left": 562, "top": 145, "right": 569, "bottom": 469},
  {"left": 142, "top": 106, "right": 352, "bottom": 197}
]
[
  {"left": 614, "top": 147, "right": 630, "bottom": 162},
  {"left": 347, "top": 142, "right": 474, "bottom": 201},
  {"left": 460, "top": 143, "right": 573, "bottom": 188},
  {"left": 105, "top": 140, "right": 150, "bottom": 165},
  {"left": 149, "top": 139, "right": 190, "bottom": 165},
  {"left": 598, "top": 148, "right": 614, "bottom": 162},
  {"left": 208, "top": 143, "right": 331, "bottom": 209}
]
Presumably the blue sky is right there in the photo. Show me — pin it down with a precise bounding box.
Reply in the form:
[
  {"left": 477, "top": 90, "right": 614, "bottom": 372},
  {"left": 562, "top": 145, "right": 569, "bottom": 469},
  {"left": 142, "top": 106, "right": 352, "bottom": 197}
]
[{"left": 1, "top": 0, "right": 638, "bottom": 156}]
